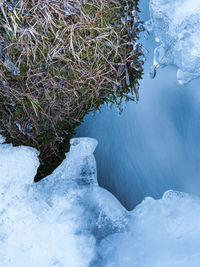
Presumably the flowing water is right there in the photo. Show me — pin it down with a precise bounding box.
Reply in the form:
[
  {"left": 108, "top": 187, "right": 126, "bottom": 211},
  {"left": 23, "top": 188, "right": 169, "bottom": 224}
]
[{"left": 76, "top": 0, "right": 200, "bottom": 210}]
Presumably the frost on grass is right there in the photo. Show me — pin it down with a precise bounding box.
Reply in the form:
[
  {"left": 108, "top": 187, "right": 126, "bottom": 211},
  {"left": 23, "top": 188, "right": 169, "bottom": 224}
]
[
  {"left": 0, "top": 0, "right": 144, "bottom": 179},
  {"left": 149, "top": 0, "right": 200, "bottom": 84}
]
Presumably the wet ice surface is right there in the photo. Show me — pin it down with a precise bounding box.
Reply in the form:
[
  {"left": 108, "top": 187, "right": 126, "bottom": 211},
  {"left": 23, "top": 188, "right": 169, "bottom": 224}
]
[
  {"left": 1, "top": 136, "right": 200, "bottom": 266},
  {"left": 149, "top": 0, "right": 200, "bottom": 84}
]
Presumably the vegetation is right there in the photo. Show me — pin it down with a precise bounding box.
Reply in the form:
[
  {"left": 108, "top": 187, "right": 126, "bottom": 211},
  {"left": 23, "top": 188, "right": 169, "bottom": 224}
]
[{"left": 0, "top": 0, "right": 144, "bottom": 180}]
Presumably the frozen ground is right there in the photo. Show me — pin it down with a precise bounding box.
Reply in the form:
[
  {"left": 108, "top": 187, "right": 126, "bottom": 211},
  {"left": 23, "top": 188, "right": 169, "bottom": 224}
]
[
  {"left": 1, "top": 136, "right": 200, "bottom": 266},
  {"left": 149, "top": 0, "right": 200, "bottom": 84}
]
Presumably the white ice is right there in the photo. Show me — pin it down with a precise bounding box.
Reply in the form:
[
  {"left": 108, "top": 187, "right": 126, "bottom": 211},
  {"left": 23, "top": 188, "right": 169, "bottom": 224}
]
[
  {"left": 149, "top": 0, "right": 200, "bottom": 84},
  {"left": 0, "top": 136, "right": 127, "bottom": 266},
  {"left": 2, "top": 135, "right": 200, "bottom": 266},
  {"left": 102, "top": 190, "right": 200, "bottom": 267}
]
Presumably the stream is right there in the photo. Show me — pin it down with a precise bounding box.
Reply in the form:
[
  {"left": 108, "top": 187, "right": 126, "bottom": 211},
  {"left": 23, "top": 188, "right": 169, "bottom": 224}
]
[{"left": 76, "top": 0, "right": 200, "bottom": 210}]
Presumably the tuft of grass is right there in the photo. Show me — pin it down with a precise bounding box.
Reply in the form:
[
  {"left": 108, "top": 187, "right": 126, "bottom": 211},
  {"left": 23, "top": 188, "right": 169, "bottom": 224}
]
[{"left": 0, "top": 0, "right": 144, "bottom": 180}]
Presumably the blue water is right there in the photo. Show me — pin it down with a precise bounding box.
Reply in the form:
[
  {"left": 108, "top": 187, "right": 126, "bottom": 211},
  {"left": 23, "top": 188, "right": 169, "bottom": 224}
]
[{"left": 76, "top": 0, "right": 200, "bottom": 210}]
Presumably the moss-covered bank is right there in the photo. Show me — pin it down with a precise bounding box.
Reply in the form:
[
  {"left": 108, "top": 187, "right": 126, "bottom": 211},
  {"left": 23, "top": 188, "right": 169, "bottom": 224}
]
[{"left": 0, "top": 0, "right": 144, "bottom": 180}]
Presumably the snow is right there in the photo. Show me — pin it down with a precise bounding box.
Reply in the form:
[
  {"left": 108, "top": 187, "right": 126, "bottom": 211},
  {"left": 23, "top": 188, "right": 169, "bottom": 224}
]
[{"left": 149, "top": 0, "right": 200, "bottom": 84}]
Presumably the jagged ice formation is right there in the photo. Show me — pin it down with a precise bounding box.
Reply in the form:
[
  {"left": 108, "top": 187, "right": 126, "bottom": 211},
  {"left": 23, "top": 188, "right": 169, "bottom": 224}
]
[
  {"left": 148, "top": 0, "right": 200, "bottom": 84},
  {"left": 1, "top": 136, "right": 200, "bottom": 266}
]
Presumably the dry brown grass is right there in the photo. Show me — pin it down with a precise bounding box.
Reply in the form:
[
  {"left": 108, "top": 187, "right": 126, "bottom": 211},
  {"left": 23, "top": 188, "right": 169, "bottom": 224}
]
[{"left": 0, "top": 0, "right": 144, "bottom": 179}]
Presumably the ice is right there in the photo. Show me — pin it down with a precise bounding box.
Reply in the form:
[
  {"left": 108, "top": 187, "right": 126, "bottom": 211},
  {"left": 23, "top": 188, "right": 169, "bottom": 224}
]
[
  {"left": 3, "top": 54, "right": 20, "bottom": 76},
  {"left": 0, "top": 135, "right": 5, "bottom": 144},
  {"left": 0, "top": 135, "right": 128, "bottom": 266},
  {"left": 33, "top": 137, "right": 128, "bottom": 265},
  {"left": 149, "top": 0, "right": 200, "bottom": 84},
  {"left": 49, "top": 137, "right": 99, "bottom": 186},
  {"left": 102, "top": 190, "right": 200, "bottom": 267},
  {"left": 0, "top": 141, "right": 39, "bottom": 188},
  {"left": 2, "top": 133, "right": 200, "bottom": 266}
]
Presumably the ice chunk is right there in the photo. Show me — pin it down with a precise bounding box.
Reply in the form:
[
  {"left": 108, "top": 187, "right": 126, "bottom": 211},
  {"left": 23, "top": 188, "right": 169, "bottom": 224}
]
[
  {"left": 0, "top": 139, "right": 39, "bottom": 188},
  {"left": 33, "top": 137, "right": 129, "bottom": 259},
  {"left": 3, "top": 54, "right": 20, "bottom": 76},
  {"left": 34, "top": 137, "right": 99, "bottom": 200},
  {"left": 0, "top": 137, "right": 97, "bottom": 266},
  {"left": 0, "top": 136, "right": 128, "bottom": 266},
  {"left": 52, "top": 137, "right": 98, "bottom": 184},
  {"left": 0, "top": 135, "right": 5, "bottom": 144},
  {"left": 2, "top": 134, "right": 200, "bottom": 266},
  {"left": 149, "top": 0, "right": 200, "bottom": 84},
  {"left": 103, "top": 190, "right": 200, "bottom": 267}
]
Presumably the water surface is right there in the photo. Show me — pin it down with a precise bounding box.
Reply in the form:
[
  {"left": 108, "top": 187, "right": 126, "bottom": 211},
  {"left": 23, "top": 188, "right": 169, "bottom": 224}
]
[{"left": 76, "top": 0, "right": 200, "bottom": 210}]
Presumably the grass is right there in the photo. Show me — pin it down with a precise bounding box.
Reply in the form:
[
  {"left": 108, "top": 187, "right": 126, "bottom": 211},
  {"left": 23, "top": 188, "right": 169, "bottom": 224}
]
[{"left": 0, "top": 0, "right": 144, "bottom": 180}]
